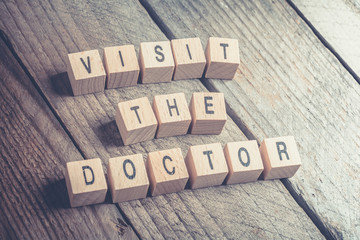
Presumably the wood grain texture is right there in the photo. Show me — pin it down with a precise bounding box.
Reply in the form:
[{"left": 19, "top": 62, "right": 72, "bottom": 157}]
[
  {"left": 140, "top": 0, "right": 360, "bottom": 238},
  {"left": 0, "top": 0, "right": 323, "bottom": 238},
  {"left": 0, "top": 38, "right": 135, "bottom": 239}
]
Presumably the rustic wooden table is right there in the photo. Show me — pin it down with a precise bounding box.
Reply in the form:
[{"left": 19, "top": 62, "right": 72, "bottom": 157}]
[{"left": 0, "top": 0, "right": 359, "bottom": 239}]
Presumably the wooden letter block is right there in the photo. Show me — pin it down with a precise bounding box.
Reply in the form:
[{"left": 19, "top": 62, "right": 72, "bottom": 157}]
[
  {"left": 259, "top": 136, "right": 302, "bottom": 180},
  {"left": 66, "top": 50, "right": 106, "bottom": 96},
  {"left": 65, "top": 158, "right": 107, "bottom": 207},
  {"left": 152, "top": 92, "right": 191, "bottom": 138},
  {"left": 189, "top": 92, "right": 227, "bottom": 135},
  {"left": 139, "top": 41, "right": 175, "bottom": 84},
  {"left": 146, "top": 148, "right": 189, "bottom": 196},
  {"left": 224, "top": 140, "right": 264, "bottom": 184},
  {"left": 115, "top": 97, "right": 158, "bottom": 145},
  {"left": 185, "top": 143, "right": 228, "bottom": 189},
  {"left": 204, "top": 37, "right": 240, "bottom": 79},
  {"left": 171, "top": 37, "right": 206, "bottom": 80},
  {"left": 104, "top": 45, "right": 140, "bottom": 89},
  {"left": 107, "top": 154, "right": 149, "bottom": 203}
]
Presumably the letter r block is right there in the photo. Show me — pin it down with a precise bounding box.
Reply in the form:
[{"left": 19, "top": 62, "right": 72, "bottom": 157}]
[
  {"left": 259, "top": 136, "right": 302, "bottom": 180},
  {"left": 115, "top": 97, "right": 158, "bottom": 145},
  {"left": 65, "top": 158, "right": 107, "bottom": 207}
]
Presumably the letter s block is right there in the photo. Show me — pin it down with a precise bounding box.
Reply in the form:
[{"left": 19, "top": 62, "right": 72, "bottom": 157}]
[
  {"left": 65, "top": 158, "right": 107, "bottom": 207},
  {"left": 259, "top": 136, "right": 302, "bottom": 180}
]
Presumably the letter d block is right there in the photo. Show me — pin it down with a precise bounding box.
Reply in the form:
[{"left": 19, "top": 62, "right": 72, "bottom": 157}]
[
  {"left": 66, "top": 50, "right": 106, "bottom": 96},
  {"left": 259, "top": 136, "right": 302, "bottom": 180},
  {"left": 65, "top": 158, "right": 107, "bottom": 207},
  {"left": 115, "top": 97, "right": 158, "bottom": 145},
  {"left": 146, "top": 148, "right": 189, "bottom": 196}
]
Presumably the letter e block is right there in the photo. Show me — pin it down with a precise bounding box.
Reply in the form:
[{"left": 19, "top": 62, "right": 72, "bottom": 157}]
[
  {"left": 189, "top": 92, "right": 227, "bottom": 135},
  {"left": 185, "top": 143, "right": 228, "bottom": 189},
  {"left": 66, "top": 50, "right": 106, "bottom": 96},
  {"left": 171, "top": 37, "right": 206, "bottom": 80},
  {"left": 139, "top": 41, "right": 175, "bottom": 84},
  {"left": 259, "top": 136, "right": 302, "bottom": 180},
  {"left": 65, "top": 158, "right": 107, "bottom": 207},
  {"left": 146, "top": 148, "right": 189, "bottom": 196},
  {"left": 104, "top": 45, "right": 140, "bottom": 89},
  {"left": 224, "top": 140, "right": 264, "bottom": 184},
  {"left": 204, "top": 37, "right": 240, "bottom": 79},
  {"left": 152, "top": 92, "right": 191, "bottom": 138},
  {"left": 108, "top": 154, "right": 149, "bottom": 203},
  {"left": 115, "top": 97, "right": 158, "bottom": 145}
]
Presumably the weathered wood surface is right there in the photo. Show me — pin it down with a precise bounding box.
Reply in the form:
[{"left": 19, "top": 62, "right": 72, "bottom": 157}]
[
  {"left": 0, "top": 36, "right": 136, "bottom": 239},
  {"left": 140, "top": 0, "right": 360, "bottom": 238},
  {"left": 0, "top": 0, "right": 324, "bottom": 239}
]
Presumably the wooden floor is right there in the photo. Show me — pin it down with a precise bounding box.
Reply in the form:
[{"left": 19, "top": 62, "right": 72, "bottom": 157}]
[{"left": 0, "top": 0, "right": 358, "bottom": 239}]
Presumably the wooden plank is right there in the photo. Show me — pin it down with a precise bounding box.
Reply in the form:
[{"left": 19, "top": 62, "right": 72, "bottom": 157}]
[
  {"left": 0, "top": 0, "right": 324, "bottom": 239},
  {"left": 0, "top": 37, "right": 136, "bottom": 239},
  {"left": 140, "top": 0, "right": 360, "bottom": 238}
]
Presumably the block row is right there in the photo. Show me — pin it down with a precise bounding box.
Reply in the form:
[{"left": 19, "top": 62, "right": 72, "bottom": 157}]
[
  {"left": 65, "top": 136, "right": 302, "bottom": 207},
  {"left": 116, "top": 92, "right": 227, "bottom": 145},
  {"left": 66, "top": 37, "right": 240, "bottom": 95}
]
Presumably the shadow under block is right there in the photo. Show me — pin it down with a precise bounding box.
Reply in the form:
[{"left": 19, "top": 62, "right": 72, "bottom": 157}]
[
  {"left": 103, "top": 45, "right": 140, "bottom": 89},
  {"left": 171, "top": 37, "right": 206, "bottom": 80},
  {"left": 185, "top": 143, "right": 229, "bottom": 189},
  {"left": 224, "top": 140, "right": 264, "bottom": 184},
  {"left": 115, "top": 97, "right": 158, "bottom": 145},
  {"left": 189, "top": 92, "right": 227, "bottom": 135},
  {"left": 66, "top": 50, "right": 106, "bottom": 96},
  {"left": 65, "top": 158, "right": 107, "bottom": 207},
  {"left": 139, "top": 41, "right": 175, "bottom": 84},
  {"left": 204, "top": 37, "right": 240, "bottom": 79},
  {"left": 152, "top": 92, "right": 191, "bottom": 138},
  {"left": 259, "top": 136, "right": 302, "bottom": 180},
  {"left": 107, "top": 154, "right": 149, "bottom": 203},
  {"left": 146, "top": 148, "right": 189, "bottom": 196}
]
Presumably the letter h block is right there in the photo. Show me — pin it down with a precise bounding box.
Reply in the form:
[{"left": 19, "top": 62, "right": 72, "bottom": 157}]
[{"left": 115, "top": 97, "right": 158, "bottom": 145}]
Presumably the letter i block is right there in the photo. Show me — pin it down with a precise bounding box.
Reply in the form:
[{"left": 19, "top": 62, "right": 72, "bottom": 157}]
[
  {"left": 146, "top": 148, "right": 189, "bottom": 196},
  {"left": 152, "top": 92, "right": 192, "bottom": 138},
  {"left": 189, "top": 92, "right": 227, "bottom": 135},
  {"left": 103, "top": 45, "right": 140, "bottom": 89},
  {"left": 204, "top": 37, "right": 240, "bottom": 79},
  {"left": 107, "top": 154, "right": 149, "bottom": 203},
  {"left": 185, "top": 143, "right": 229, "bottom": 189},
  {"left": 171, "top": 37, "right": 206, "bottom": 80},
  {"left": 66, "top": 50, "right": 106, "bottom": 96},
  {"left": 65, "top": 158, "right": 108, "bottom": 207},
  {"left": 224, "top": 140, "right": 264, "bottom": 184},
  {"left": 139, "top": 41, "right": 175, "bottom": 84},
  {"left": 115, "top": 97, "right": 158, "bottom": 145},
  {"left": 259, "top": 136, "right": 302, "bottom": 180}
]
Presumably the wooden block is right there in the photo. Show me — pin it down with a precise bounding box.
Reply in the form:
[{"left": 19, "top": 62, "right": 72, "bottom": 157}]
[
  {"left": 139, "top": 41, "right": 175, "bottom": 84},
  {"left": 115, "top": 97, "right": 158, "bottom": 145},
  {"left": 171, "top": 37, "right": 206, "bottom": 80},
  {"left": 107, "top": 154, "right": 149, "bottom": 203},
  {"left": 66, "top": 50, "right": 106, "bottom": 96},
  {"left": 204, "top": 37, "right": 240, "bottom": 79},
  {"left": 65, "top": 158, "right": 107, "bottom": 207},
  {"left": 224, "top": 140, "right": 264, "bottom": 184},
  {"left": 103, "top": 45, "right": 140, "bottom": 89},
  {"left": 259, "top": 136, "right": 302, "bottom": 180},
  {"left": 146, "top": 148, "right": 189, "bottom": 196},
  {"left": 185, "top": 143, "right": 228, "bottom": 189},
  {"left": 189, "top": 92, "right": 227, "bottom": 135},
  {"left": 152, "top": 92, "right": 191, "bottom": 138}
]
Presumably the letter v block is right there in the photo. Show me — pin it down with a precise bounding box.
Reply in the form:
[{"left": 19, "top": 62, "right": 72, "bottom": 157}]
[
  {"left": 115, "top": 97, "right": 158, "bottom": 145},
  {"left": 65, "top": 158, "right": 108, "bottom": 207},
  {"left": 146, "top": 148, "right": 189, "bottom": 196},
  {"left": 66, "top": 50, "right": 106, "bottom": 96},
  {"left": 259, "top": 136, "right": 302, "bottom": 180}
]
